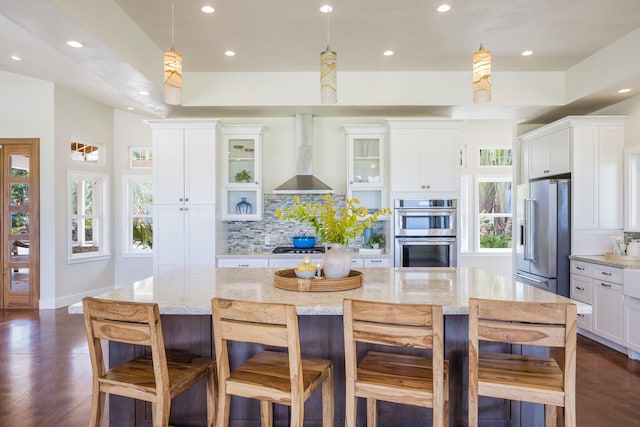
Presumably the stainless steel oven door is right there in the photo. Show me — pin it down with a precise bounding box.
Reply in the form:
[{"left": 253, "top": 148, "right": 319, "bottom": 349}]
[
  {"left": 394, "top": 237, "right": 457, "bottom": 267},
  {"left": 394, "top": 208, "right": 457, "bottom": 236}
]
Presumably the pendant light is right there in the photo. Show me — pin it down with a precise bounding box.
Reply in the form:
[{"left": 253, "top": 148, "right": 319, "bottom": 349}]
[
  {"left": 163, "top": 0, "right": 182, "bottom": 105},
  {"left": 472, "top": 43, "right": 491, "bottom": 103},
  {"left": 320, "top": 5, "right": 337, "bottom": 104}
]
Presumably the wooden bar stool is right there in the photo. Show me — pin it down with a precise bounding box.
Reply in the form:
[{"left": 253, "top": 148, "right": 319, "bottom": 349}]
[
  {"left": 343, "top": 299, "right": 448, "bottom": 427},
  {"left": 468, "top": 298, "right": 577, "bottom": 427},
  {"left": 211, "top": 297, "right": 334, "bottom": 427},
  {"left": 82, "top": 297, "right": 216, "bottom": 427}
]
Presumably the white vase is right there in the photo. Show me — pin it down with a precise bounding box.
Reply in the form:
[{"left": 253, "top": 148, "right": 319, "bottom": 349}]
[{"left": 322, "top": 243, "right": 352, "bottom": 279}]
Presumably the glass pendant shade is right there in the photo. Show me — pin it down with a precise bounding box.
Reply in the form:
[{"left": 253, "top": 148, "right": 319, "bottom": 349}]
[
  {"left": 320, "top": 47, "right": 337, "bottom": 104},
  {"left": 472, "top": 44, "right": 491, "bottom": 103},
  {"left": 163, "top": 49, "right": 182, "bottom": 105}
]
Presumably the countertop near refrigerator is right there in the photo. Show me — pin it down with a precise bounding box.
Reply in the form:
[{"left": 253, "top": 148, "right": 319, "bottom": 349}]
[{"left": 569, "top": 255, "right": 640, "bottom": 269}]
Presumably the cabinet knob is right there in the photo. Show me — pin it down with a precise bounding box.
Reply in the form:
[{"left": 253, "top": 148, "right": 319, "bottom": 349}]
[
  {"left": 254, "top": 181, "right": 258, "bottom": 185},
  {"left": 185, "top": 198, "right": 189, "bottom": 202},
  {"left": 179, "top": 198, "right": 184, "bottom": 202},
  {"left": 350, "top": 181, "right": 354, "bottom": 185},
  {"left": 576, "top": 286, "right": 584, "bottom": 291},
  {"left": 421, "top": 185, "right": 426, "bottom": 189}
]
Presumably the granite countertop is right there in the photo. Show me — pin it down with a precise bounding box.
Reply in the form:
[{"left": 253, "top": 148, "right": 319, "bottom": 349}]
[
  {"left": 68, "top": 267, "right": 591, "bottom": 316},
  {"left": 569, "top": 255, "right": 640, "bottom": 269}
]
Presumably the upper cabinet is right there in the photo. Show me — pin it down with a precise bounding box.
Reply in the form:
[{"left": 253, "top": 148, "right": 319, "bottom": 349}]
[
  {"left": 343, "top": 125, "right": 385, "bottom": 212},
  {"left": 387, "top": 120, "right": 465, "bottom": 194},
  {"left": 149, "top": 120, "right": 218, "bottom": 205},
  {"left": 625, "top": 146, "right": 640, "bottom": 232},
  {"left": 221, "top": 125, "right": 265, "bottom": 221},
  {"left": 527, "top": 127, "right": 571, "bottom": 180},
  {"left": 519, "top": 116, "right": 626, "bottom": 255}
]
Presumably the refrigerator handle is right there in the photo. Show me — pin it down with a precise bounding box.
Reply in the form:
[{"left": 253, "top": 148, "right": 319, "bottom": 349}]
[{"left": 524, "top": 198, "right": 536, "bottom": 261}]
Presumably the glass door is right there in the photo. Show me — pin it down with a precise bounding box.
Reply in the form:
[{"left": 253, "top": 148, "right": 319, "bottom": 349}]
[{"left": 1, "top": 139, "right": 39, "bottom": 308}]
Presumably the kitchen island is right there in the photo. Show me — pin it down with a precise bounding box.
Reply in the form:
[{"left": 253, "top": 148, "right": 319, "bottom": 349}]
[{"left": 70, "top": 267, "right": 591, "bottom": 427}]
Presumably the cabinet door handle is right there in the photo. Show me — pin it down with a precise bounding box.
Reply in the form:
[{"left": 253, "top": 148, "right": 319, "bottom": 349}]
[
  {"left": 576, "top": 286, "right": 584, "bottom": 291},
  {"left": 543, "top": 169, "right": 550, "bottom": 173},
  {"left": 600, "top": 283, "right": 612, "bottom": 288},
  {"left": 578, "top": 314, "right": 585, "bottom": 318},
  {"left": 576, "top": 266, "right": 585, "bottom": 271},
  {"left": 238, "top": 264, "right": 249, "bottom": 267},
  {"left": 601, "top": 271, "right": 612, "bottom": 276},
  {"left": 370, "top": 259, "right": 382, "bottom": 263}
]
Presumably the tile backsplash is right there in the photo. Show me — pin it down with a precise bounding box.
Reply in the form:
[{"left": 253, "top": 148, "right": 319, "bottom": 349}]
[
  {"left": 222, "top": 194, "right": 387, "bottom": 254},
  {"left": 625, "top": 231, "right": 640, "bottom": 243}
]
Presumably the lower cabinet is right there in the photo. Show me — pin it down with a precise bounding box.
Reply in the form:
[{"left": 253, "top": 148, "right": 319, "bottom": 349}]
[
  {"left": 218, "top": 258, "right": 269, "bottom": 268},
  {"left": 593, "top": 278, "right": 624, "bottom": 345},
  {"left": 218, "top": 256, "right": 392, "bottom": 269},
  {"left": 154, "top": 204, "right": 216, "bottom": 274},
  {"left": 625, "top": 296, "right": 640, "bottom": 354},
  {"left": 570, "top": 260, "right": 625, "bottom": 348}
]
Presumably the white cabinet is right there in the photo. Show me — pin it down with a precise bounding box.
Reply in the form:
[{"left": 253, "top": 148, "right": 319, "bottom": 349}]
[
  {"left": 268, "top": 257, "right": 323, "bottom": 269},
  {"left": 218, "top": 258, "right": 269, "bottom": 268},
  {"left": 528, "top": 127, "right": 570, "bottom": 179},
  {"left": 570, "top": 261, "right": 593, "bottom": 332},
  {"left": 152, "top": 126, "right": 217, "bottom": 205},
  {"left": 154, "top": 204, "right": 216, "bottom": 273},
  {"left": 221, "top": 125, "right": 265, "bottom": 221},
  {"left": 387, "top": 120, "right": 464, "bottom": 193},
  {"left": 147, "top": 119, "right": 219, "bottom": 274},
  {"left": 593, "top": 273, "right": 624, "bottom": 345},
  {"left": 570, "top": 260, "right": 624, "bottom": 347},
  {"left": 572, "top": 123, "right": 624, "bottom": 230},
  {"left": 624, "top": 146, "right": 640, "bottom": 231},
  {"left": 343, "top": 125, "right": 385, "bottom": 212},
  {"left": 364, "top": 257, "right": 391, "bottom": 268},
  {"left": 625, "top": 296, "right": 640, "bottom": 354}
]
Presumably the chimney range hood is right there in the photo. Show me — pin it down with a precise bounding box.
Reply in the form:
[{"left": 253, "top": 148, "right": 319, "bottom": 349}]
[{"left": 273, "top": 114, "right": 334, "bottom": 194}]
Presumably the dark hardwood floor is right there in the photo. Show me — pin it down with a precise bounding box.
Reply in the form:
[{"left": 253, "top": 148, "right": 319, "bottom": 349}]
[{"left": 2, "top": 307, "right": 640, "bottom": 426}]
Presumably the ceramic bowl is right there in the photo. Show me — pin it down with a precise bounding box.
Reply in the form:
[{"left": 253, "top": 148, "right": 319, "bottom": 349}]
[{"left": 295, "top": 269, "right": 316, "bottom": 279}]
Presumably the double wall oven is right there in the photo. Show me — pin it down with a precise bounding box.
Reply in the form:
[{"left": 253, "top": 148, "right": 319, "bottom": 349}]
[{"left": 394, "top": 199, "right": 457, "bottom": 267}]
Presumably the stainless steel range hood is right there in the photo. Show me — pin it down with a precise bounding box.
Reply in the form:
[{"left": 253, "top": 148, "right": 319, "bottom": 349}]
[{"left": 273, "top": 114, "right": 334, "bottom": 194}]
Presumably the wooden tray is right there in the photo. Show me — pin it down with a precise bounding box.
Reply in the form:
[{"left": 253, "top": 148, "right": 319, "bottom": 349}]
[
  {"left": 604, "top": 253, "right": 640, "bottom": 266},
  {"left": 273, "top": 269, "right": 364, "bottom": 292}
]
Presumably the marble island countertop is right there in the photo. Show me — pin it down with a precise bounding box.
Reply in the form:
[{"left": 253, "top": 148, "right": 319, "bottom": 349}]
[{"left": 68, "top": 267, "right": 591, "bottom": 316}]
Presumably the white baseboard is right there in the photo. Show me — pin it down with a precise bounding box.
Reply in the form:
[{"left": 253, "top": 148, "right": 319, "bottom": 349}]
[{"left": 39, "top": 286, "right": 115, "bottom": 309}]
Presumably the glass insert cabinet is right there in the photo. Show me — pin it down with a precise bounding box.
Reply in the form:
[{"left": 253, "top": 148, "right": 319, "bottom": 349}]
[
  {"left": 343, "top": 125, "right": 386, "bottom": 214},
  {"left": 221, "top": 125, "right": 264, "bottom": 220}
]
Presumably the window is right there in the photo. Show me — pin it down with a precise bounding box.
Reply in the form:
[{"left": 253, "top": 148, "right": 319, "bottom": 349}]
[
  {"left": 125, "top": 176, "right": 153, "bottom": 255},
  {"left": 129, "top": 147, "right": 152, "bottom": 169},
  {"left": 479, "top": 148, "right": 512, "bottom": 166},
  {"left": 68, "top": 171, "right": 109, "bottom": 261},
  {"left": 70, "top": 140, "right": 102, "bottom": 163},
  {"left": 477, "top": 178, "right": 512, "bottom": 251}
]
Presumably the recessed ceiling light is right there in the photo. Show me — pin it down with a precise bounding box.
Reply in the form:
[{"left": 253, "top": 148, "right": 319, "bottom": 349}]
[
  {"left": 201, "top": 5, "right": 215, "bottom": 13},
  {"left": 320, "top": 5, "right": 333, "bottom": 13},
  {"left": 618, "top": 88, "right": 632, "bottom": 94},
  {"left": 127, "top": 107, "right": 135, "bottom": 111},
  {"left": 139, "top": 90, "right": 150, "bottom": 96},
  {"left": 11, "top": 55, "right": 21, "bottom": 61},
  {"left": 437, "top": 4, "right": 451, "bottom": 13},
  {"left": 383, "top": 50, "right": 394, "bottom": 56},
  {"left": 66, "top": 40, "right": 84, "bottom": 48},
  {"left": 224, "top": 50, "right": 236, "bottom": 57},
  {"left": 521, "top": 50, "right": 534, "bottom": 56}
]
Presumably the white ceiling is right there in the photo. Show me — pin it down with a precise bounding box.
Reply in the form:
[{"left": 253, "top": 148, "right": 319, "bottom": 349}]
[{"left": 2, "top": 0, "right": 640, "bottom": 123}]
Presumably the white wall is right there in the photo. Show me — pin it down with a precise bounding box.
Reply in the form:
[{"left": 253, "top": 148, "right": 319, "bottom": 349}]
[
  {"left": 52, "top": 85, "right": 115, "bottom": 307},
  {"left": 458, "top": 120, "right": 517, "bottom": 277},
  {"left": 594, "top": 93, "right": 640, "bottom": 149},
  {"left": 0, "top": 71, "right": 56, "bottom": 306},
  {"left": 113, "top": 110, "right": 153, "bottom": 286}
]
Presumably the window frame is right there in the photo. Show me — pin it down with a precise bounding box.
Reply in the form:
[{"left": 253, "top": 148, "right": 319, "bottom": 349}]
[
  {"left": 67, "top": 170, "right": 110, "bottom": 263},
  {"left": 70, "top": 139, "right": 105, "bottom": 166},
  {"left": 475, "top": 176, "right": 513, "bottom": 253},
  {"left": 128, "top": 146, "right": 153, "bottom": 169},
  {"left": 123, "top": 175, "right": 153, "bottom": 257}
]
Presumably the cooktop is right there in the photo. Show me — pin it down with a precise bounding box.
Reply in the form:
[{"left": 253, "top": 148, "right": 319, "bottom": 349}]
[{"left": 272, "top": 246, "right": 326, "bottom": 254}]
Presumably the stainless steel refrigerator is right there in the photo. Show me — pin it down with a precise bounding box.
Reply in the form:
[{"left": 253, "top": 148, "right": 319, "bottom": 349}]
[{"left": 515, "top": 179, "right": 571, "bottom": 296}]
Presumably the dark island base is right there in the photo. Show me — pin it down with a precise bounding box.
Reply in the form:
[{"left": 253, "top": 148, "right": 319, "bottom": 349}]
[{"left": 109, "top": 314, "right": 546, "bottom": 427}]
